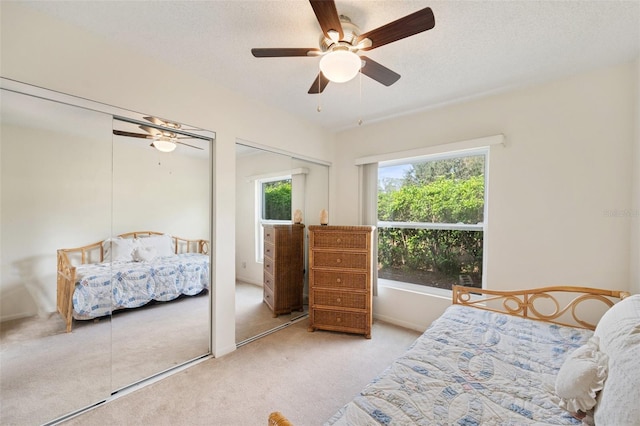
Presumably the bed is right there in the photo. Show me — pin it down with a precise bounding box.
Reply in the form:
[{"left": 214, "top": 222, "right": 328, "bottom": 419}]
[
  {"left": 269, "top": 285, "right": 639, "bottom": 425},
  {"left": 56, "top": 231, "right": 210, "bottom": 332}
]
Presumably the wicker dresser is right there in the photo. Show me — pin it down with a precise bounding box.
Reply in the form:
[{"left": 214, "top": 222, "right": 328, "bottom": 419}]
[
  {"left": 262, "top": 224, "right": 305, "bottom": 317},
  {"left": 307, "top": 225, "right": 375, "bottom": 338}
]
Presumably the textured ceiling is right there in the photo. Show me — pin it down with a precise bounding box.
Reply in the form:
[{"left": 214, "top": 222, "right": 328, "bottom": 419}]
[{"left": 20, "top": 0, "right": 640, "bottom": 131}]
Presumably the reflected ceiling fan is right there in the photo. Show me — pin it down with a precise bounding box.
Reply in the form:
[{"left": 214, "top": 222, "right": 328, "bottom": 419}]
[
  {"left": 251, "top": 0, "right": 435, "bottom": 94},
  {"left": 113, "top": 117, "right": 204, "bottom": 152}
]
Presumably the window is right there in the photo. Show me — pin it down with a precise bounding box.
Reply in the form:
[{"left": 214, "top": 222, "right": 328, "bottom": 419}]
[
  {"left": 377, "top": 150, "right": 486, "bottom": 291},
  {"left": 256, "top": 176, "right": 291, "bottom": 262}
]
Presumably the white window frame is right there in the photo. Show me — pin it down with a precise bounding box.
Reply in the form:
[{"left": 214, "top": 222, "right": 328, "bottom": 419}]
[
  {"left": 255, "top": 175, "right": 291, "bottom": 263},
  {"left": 376, "top": 148, "right": 488, "bottom": 295}
]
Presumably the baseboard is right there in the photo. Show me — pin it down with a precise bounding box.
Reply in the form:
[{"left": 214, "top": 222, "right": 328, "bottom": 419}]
[
  {"left": 373, "top": 312, "right": 424, "bottom": 333},
  {"left": 0, "top": 312, "right": 33, "bottom": 323},
  {"left": 235, "top": 276, "right": 262, "bottom": 286}
]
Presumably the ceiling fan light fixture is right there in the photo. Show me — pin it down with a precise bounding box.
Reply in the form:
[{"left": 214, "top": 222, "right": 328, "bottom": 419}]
[
  {"left": 153, "top": 136, "right": 177, "bottom": 153},
  {"left": 319, "top": 50, "right": 362, "bottom": 83}
]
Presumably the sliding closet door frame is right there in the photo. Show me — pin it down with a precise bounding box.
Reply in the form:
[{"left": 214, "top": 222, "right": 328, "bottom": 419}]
[{"left": 0, "top": 77, "right": 216, "bottom": 414}]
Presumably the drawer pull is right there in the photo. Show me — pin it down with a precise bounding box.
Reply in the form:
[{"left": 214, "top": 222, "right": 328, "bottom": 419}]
[
  {"left": 336, "top": 258, "right": 341, "bottom": 264},
  {"left": 266, "top": 264, "right": 270, "bottom": 268},
  {"left": 336, "top": 278, "right": 342, "bottom": 283},
  {"left": 336, "top": 317, "right": 341, "bottom": 323},
  {"left": 266, "top": 233, "right": 271, "bottom": 238},
  {"left": 336, "top": 238, "right": 342, "bottom": 243},
  {"left": 336, "top": 297, "right": 341, "bottom": 303},
  {"left": 266, "top": 249, "right": 271, "bottom": 254}
]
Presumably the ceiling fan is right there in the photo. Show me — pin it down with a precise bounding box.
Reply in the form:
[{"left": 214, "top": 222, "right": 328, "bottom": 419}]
[
  {"left": 251, "top": 0, "right": 435, "bottom": 94},
  {"left": 113, "top": 117, "right": 204, "bottom": 152}
]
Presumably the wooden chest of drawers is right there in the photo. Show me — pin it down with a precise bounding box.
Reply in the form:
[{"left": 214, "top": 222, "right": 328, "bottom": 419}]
[
  {"left": 307, "top": 225, "right": 374, "bottom": 338},
  {"left": 263, "top": 224, "right": 305, "bottom": 317}
]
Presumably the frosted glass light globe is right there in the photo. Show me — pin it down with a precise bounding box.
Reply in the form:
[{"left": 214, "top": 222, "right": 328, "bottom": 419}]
[{"left": 319, "top": 50, "right": 362, "bottom": 83}]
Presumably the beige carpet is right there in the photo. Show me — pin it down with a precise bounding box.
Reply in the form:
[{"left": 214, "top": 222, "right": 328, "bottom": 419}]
[
  {"left": 63, "top": 319, "right": 421, "bottom": 426},
  {"left": 235, "top": 281, "right": 308, "bottom": 344},
  {"left": 1, "top": 293, "right": 209, "bottom": 426}
]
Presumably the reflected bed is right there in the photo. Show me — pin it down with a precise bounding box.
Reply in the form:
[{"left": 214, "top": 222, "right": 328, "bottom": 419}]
[{"left": 56, "top": 231, "right": 209, "bottom": 332}]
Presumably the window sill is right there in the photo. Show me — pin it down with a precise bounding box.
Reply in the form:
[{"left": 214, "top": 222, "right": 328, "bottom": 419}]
[{"left": 377, "top": 278, "right": 453, "bottom": 300}]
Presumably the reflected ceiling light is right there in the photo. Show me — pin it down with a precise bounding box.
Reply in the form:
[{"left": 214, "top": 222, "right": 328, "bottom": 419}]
[
  {"left": 152, "top": 135, "right": 177, "bottom": 153},
  {"left": 319, "top": 48, "right": 362, "bottom": 83}
]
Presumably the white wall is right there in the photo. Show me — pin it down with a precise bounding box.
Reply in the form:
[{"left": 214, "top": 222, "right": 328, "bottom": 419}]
[
  {"left": 0, "top": 2, "right": 333, "bottom": 357},
  {"left": 113, "top": 136, "right": 210, "bottom": 238},
  {"left": 334, "top": 61, "right": 638, "bottom": 330},
  {"left": 1, "top": 104, "right": 112, "bottom": 320}
]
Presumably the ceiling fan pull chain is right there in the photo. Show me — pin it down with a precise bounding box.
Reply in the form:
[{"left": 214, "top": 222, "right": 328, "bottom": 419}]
[
  {"left": 317, "top": 75, "right": 322, "bottom": 112},
  {"left": 358, "top": 68, "right": 363, "bottom": 126}
]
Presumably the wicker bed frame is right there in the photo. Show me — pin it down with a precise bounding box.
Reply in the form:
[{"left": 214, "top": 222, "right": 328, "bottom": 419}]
[
  {"left": 269, "top": 285, "right": 631, "bottom": 425},
  {"left": 56, "top": 231, "right": 209, "bottom": 332},
  {"left": 452, "top": 285, "right": 630, "bottom": 330}
]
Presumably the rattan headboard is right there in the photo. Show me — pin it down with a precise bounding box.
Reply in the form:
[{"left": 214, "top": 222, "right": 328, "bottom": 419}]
[{"left": 452, "top": 285, "right": 630, "bottom": 330}]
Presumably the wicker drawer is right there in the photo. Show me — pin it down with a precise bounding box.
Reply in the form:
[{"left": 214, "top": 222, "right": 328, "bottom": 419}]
[
  {"left": 313, "top": 309, "right": 369, "bottom": 330},
  {"left": 312, "top": 251, "right": 368, "bottom": 270},
  {"left": 263, "top": 241, "right": 274, "bottom": 260},
  {"left": 312, "top": 232, "right": 368, "bottom": 250},
  {"left": 263, "top": 285, "right": 274, "bottom": 310},
  {"left": 263, "top": 271, "right": 274, "bottom": 291},
  {"left": 263, "top": 256, "right": 274, "bottom": 276},
  {"left": 311, "top": 270, "right": 367, "bottom": 290},
  {"left": 263, "top": 226, "right": 275, "bottom": 244},
  {"left": 313, "top": 289, "right": 367, "bottom": 309}
]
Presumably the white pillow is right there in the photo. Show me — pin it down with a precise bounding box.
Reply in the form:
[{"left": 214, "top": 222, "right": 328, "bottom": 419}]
[
  {"left": 593, "top": 294, "right": 640, "bottom": 425},
  {"left": 102, "top": 237, "right": 136, "bottom": 262},
  {"left": 555, "top": 336, "right": 608, "bottom": 413},
  {"left": 135, "top": 234, "right": 174, "bottom": 257},
  {"left": 133, "top": 246, "right": 158, "bottom": 262}
]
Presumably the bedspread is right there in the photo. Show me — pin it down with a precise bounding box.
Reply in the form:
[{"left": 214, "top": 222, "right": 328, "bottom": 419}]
[
  {"left": 72, "top": 253, "right": 209, "bottom": 320},
  {"left": 326, "top": 305, "right": 592, "bottom": 425}
]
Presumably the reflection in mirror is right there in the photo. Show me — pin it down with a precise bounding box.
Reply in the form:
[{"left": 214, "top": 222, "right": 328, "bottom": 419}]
[
  {"left": 111, "top": 117, "right": 212, "bottom": 390},
  {"left": 235, "top": 143, "right": 329, "bottom": 344},
  {"left": 0, "top": 89, "right": 113, "bottom": 424}
]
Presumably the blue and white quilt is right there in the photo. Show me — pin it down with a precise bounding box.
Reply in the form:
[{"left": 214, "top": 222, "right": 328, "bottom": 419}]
[
  {"left": 326, "top": 305, "right": 591, "bottom": 425},
  {"left": 72, "top": 253, "right": 209, "bottom": 320}
]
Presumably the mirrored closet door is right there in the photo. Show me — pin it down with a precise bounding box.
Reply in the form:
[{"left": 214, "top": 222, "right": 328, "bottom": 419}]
[
  {"left": 0, "top": 82, "right": 214, "bottom": 424},
  {"left": 235, "top": 142, "right": 329, "bottom": 344},
  {"left": 1, "top": 89, "right": 113, "bottom": 425},
  {"left": 111, "top": 117, "right": 212, "bottom": 390}
]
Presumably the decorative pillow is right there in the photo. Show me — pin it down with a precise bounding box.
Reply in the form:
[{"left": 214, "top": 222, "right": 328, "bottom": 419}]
[
  {"left": 592, "top": 294, "right": 640, "bottom": 425},
  {"left": 102, "top": 237, "right": 136, "bottom": 262},
  {"left": 555, "top": 336, "right": 608, "bottom": 413},
  {"left": 135, "top": 234, "right": 174, "bottom": 257},
  {"left": 133, "top": 246, "right": 158, "bottom": 262}
]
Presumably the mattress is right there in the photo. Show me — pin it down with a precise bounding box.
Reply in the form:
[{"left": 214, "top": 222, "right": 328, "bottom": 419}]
[
  {"left": 326, "top": 304, "right": 591, "bottom": 425},
  {"left": 72, "top": 253, "right": 209, "bottom": 320}
]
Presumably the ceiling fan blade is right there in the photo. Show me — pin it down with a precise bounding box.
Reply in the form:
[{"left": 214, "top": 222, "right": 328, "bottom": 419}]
[
  {"left": 142, "top": 116, "right": 165, "bottom": 126},
  {"left": 252, "top": 48, "right": 321, "bottom": 57},
  {"left": 309, "top": 0, "right": 343, "bottom": 40},
  {"left": 139, "top": 125, "right": 160, "bottom": 135},
  {"left": 357, "top": 7, "right": 435, "bottom": 51},
  {"left": 308, "top": 72, "right": 330, "bottom": 94},
  {"left": 175, "top": 140, "right": 204, "bottom": 150},
  {"left": 360, "top": 56, "right": 401, "bottom": 86},
  {"left": 113, "top": 129, "right": 152, "bottom": 139}
]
